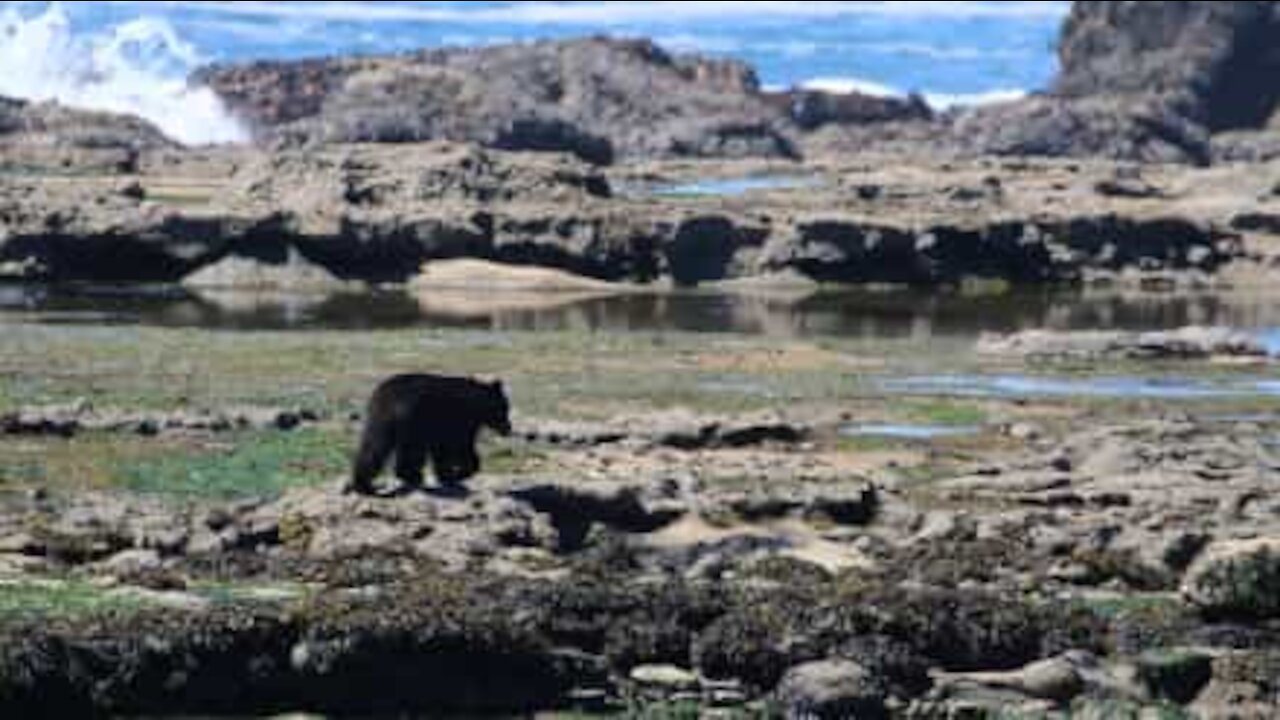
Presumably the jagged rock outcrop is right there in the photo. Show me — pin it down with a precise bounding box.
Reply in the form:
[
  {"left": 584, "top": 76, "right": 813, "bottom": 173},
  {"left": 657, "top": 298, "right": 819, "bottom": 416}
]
[
  {"left": 0, "top": 96, "right": 174, "bottom": 151},
  {"left": 947, "top": 1, "right": 1280, "bottom": 165},
  {"left": 198, "top": 37, "right": 797, "bottom": 164},
  {"left": 951, "top": 94, "right": 1213, "bottom": 166},
  {"left": 210, "top": 145, "right": 1251, "bottom": 286},
  {"left": 1056, "top": 1, "right": 1280, "bottom": 133},
  {"left": 0, "top": 177, "right": 281, "bottom": 282},
  {"left": 227, "top": 142, "right": 659, "bottom": 283},
  {"left": 0, "top": 143, "right": 1250, "bottom": 285},
  {"left": 0, "top": 96, "right": 177, "bottom": 174},
  {"left": 762, "top": 89, "right": 932, "bottom": 131},
  {"left": 8, "top": 3, "right": 1279, "bottom": 170}
]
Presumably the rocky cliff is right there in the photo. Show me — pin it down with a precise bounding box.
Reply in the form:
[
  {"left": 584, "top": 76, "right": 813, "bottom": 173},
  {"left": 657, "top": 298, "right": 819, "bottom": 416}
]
[
  {"left": 809, "top": 1, "right": 1280, "bottom": 165},
  {"left": 0, "top": 142, "right": 1258, "bottom": 287},
  {"left": 1057, "top": 0, "right": 1280, "bottom": 133},
  {"left": 8, "top": 3, "right": 1280, "bottom": 168},
  {"left": 0, "top": 96, "right": 173, "bottom": 151},
  {"left": 198, "top": 37, "right": 796, "bottom": 164},
  {"left": 6, "top": 4, "right": 1280, "bottom": 287},
  {"left": 197, "top": 37, "right": 934, "bottom": 165},
  {"left": 960, "top": 1, "right": 1280, "bottom": 165},
  {"left": 0, "top": 96, "right": 176, "bottom": 174}
]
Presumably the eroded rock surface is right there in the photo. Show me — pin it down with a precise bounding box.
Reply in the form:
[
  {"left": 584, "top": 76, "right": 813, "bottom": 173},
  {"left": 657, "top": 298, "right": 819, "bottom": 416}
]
[
  {"left": 977, "top": 327, "right": 1269, "bottom": 362},
  {"left": 198, "top": 37, "right": 795, "bottom": 164},
  {"left": 2, "top": 401, "right": 1280, "bottom": 716},
  {"left": 0, "top": 144, "right": 1258, "bottom": 286}
]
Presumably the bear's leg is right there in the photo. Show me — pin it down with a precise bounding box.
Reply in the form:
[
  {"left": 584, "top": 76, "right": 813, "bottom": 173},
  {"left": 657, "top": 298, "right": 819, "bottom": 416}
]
[
  {"left": 348, "top": 419, "right": 396, "bottom": 495},
  {"left": 431, "top": 445, "right": 462, "bottom": 485},
  {"left": 393, "top": 438, "right": 429, "bottom": 490},
  {"left": 455, "top": 444, "right": 480, "bottom": 480},
  {"left": 431, "top": 443, "right": 477, "bottom": 486}
]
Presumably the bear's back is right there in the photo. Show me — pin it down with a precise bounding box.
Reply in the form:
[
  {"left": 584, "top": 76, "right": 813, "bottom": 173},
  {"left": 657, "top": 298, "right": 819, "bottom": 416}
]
[{"left": 373, "top": 374, "right": 485, "bottom": 408}]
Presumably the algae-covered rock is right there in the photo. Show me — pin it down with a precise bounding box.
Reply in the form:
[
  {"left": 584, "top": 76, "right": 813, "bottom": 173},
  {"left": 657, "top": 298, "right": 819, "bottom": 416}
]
[{"left": 1182, "top": 538, "right": 1280, "bottom": 620}]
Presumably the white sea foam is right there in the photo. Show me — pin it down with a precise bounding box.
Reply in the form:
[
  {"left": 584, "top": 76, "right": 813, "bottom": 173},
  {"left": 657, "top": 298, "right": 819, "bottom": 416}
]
[
  {"left": 801, "top": 76, "right": 903, "bottom": 98},
  {"left": 799, "top": 76, "right": 1025, "bottom": 110},
  {"left": 922, "top": 88, "right": 1027, "bottom": 110},
  {"left": 0, "top": 2, "right": 247, "bottom": 145},
  {"left": 0, "top": 1, "right": 1048, "bottom": 143}
]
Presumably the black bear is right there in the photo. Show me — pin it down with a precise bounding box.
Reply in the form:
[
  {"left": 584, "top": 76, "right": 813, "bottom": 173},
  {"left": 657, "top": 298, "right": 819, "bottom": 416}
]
[{"left": 346, "top": 374, "right": 512, "bottom": 495}]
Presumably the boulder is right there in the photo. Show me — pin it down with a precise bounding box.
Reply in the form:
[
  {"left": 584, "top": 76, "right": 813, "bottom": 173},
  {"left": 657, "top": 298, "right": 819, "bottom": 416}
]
[
  {"left": 629, "top": 664, "right": 700, "bottom": 692},
  {"left": 181, "top": 248, "right": 356, "bottom": 291},
  {"left": 1182, "top": 538, "right": 1280, "bottom": 620},
  {"left": 1135, "top": 650, "right": 1213, "bottom": 704},
  {"left": 774, "top": 659, "right": 889, "bottom": 720},
  {"left": 929, "top": 655, "right": 1087, "bottom": 710},
  {"left": 97, "top": 549, "right": 164, "bottom": 575}
]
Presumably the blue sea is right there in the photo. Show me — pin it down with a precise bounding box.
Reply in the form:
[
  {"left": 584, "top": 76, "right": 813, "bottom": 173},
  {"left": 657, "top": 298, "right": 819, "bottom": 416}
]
[{"left": 0, "top": 1, "right": 1069, "bottom": 144}]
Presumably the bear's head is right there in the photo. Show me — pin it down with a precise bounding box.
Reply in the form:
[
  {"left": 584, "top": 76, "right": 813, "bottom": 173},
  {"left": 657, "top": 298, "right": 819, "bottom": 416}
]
[{"left": 481, "top": 379, "right": 513, "bottom": 436}]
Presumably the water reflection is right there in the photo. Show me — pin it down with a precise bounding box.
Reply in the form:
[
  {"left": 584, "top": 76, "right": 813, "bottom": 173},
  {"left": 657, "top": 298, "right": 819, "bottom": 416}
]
[
  {"left": 841, "top": 423, "right": 981, "bottom": 440},
  {"left": 880, "top": 375, "right": 1280, "bottom": 400},
  {"left": 5, "top": 284, "right": 1280, "bottom": 340},
  {"left": 643, "top": 175, "right": 824, "bottom": 198}
]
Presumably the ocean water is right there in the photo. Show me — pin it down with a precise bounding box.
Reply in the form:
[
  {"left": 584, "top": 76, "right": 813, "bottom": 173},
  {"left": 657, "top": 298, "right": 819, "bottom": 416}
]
[{"left": 0, "top": 1, "right": 1069, "bottom": 144}]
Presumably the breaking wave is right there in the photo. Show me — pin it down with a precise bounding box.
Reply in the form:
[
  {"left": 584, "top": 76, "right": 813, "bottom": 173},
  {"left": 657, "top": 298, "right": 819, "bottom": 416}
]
[
  {"left": 799, "top": 76, "right": 1025, "bottom": 110},
  {"left": 0, "top": 2, "right": 247, "bottom": 145}
]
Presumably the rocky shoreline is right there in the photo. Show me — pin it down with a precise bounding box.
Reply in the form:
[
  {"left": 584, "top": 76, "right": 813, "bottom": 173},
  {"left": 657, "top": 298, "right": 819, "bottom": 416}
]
[
  {"left": 4, "top": 3, "right": 1280, "bottom": 290},
  {"left": 3, "top": 2, "right": 1280, "bottom": 717},
  {"left": 190, "top": 2, "right": 1280, "bottom": 168},
  {"left": 1, "top": 316, "right": 1278, "bottom": 717},
  {"left": 3, "top": 398, "right": 1280, "bottom": 716},
  {"left": 3, "top": 143, "right": 1276, "bottom": 290}
]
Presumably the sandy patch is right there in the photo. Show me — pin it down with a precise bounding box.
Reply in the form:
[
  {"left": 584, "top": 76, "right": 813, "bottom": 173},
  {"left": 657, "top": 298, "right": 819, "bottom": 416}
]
[
  {"left": 647, "top": 515, "right": 876, "bottom": 573},
  {"left": 411, "top": 259, "right": 638, "bottom": 293}
]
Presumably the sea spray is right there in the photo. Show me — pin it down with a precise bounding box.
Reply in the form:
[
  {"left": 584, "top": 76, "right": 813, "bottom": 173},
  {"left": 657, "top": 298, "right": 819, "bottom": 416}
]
[
  {"left": 798, "top": 76, "right": 1026, "bottom": 111},
  {"left": 0, "top": 2, "right": 247, "bottom": 145}
]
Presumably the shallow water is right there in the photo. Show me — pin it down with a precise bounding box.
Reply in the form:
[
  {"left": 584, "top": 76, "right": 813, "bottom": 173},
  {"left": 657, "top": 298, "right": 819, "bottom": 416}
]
[
  {"left": 841, "top": 423, "right": 981, "bottom": 440},
  {"left": 879, "top": 375, "right": 1280, "bottom": 401},
  {"left": 7, "top": 285, "right": 1280, "bottom": 402},
  {"left": 1205, "top": 413, "right": 1280, "bottom": 424},
  {"left": 8, "top": 285, "right": 1280, "bottom": 342},
  {"left": 645, "top": 175, "right": 824, "bottom": 198}
]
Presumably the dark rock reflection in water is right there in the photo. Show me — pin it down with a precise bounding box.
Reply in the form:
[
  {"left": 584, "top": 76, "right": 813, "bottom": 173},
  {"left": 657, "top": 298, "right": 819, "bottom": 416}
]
[{"left": 4, "top": 284, "right": 1280, "bottom": 340}]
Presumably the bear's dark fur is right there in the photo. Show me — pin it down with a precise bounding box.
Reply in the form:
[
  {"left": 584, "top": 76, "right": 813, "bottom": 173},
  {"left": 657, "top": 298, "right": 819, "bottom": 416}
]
[{"left": 347, "top": 374, "right": 512, "bottom": 495}]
